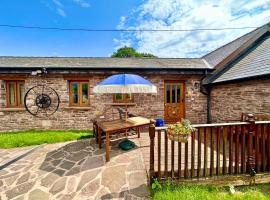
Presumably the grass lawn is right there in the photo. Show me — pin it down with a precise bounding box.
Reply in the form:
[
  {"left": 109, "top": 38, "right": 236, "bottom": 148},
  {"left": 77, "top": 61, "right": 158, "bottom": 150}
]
[
  {"left": 152, "top": 183, "right": 270, "bottom": 200},
  {"left": 0, "top": 130, "right": 93, "bottom": 148}
]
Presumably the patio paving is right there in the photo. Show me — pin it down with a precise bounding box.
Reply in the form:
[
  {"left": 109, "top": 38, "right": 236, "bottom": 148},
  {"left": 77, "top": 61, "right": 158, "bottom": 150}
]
[
  {"left": 0, "top": 135, "right": 150, "bottom": 200},
  {"left": 0, "top": 146, "right": 37, "bottom": 168}
]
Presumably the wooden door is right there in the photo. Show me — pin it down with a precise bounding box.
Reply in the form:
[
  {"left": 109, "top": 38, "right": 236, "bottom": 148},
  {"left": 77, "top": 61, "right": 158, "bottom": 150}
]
[{"left": 164, "top": 81, "right": 185, "bottom": 123}]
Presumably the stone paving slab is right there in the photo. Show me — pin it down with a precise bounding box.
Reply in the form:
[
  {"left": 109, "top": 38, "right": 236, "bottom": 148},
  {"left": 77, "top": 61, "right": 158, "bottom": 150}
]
[{"left": 0, "top": 135, "right": 150, "bottom": 200}]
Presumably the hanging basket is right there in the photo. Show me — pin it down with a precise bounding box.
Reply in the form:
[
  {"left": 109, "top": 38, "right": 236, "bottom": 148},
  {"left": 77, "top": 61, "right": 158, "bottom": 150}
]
[{"left": 167, "top": 128, "right": 191, "bottom": 143}]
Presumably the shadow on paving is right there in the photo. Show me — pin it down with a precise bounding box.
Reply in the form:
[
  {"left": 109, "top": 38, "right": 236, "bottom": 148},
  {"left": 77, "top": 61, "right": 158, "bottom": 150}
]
[{"left": 39, "top": 139, "right": 139, "bottom": 177}]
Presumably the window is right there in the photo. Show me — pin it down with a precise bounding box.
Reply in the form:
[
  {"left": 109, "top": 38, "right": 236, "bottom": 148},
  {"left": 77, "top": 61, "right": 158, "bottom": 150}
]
[
  {"left": 69, "top": 81, "right": 89, "bottom": 106},
  {"left": 113, "top": 93, "right": 134, "bottom": 103},
  {"left": 6, "top": 81, "right": 25, "bottom": 107}
]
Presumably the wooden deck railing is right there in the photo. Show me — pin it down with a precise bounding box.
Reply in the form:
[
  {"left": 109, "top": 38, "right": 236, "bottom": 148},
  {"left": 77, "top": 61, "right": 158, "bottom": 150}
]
[{"left": 149, "top": 115, "right": 270, "bottom": 180}]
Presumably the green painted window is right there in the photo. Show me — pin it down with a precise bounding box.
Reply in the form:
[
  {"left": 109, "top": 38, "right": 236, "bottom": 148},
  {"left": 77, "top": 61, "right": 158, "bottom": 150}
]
[
  {"left": 114, "top": 93, "right": 133, "bottom": 103},
  {"left": 81, "top": 83, "right": 89, "bottom": 104},
  {"left": 6, "top": 81, "right": 25, "bottom": 107},
  {"left": 69, "top": 81, "right": 89, "bottom": 106}
]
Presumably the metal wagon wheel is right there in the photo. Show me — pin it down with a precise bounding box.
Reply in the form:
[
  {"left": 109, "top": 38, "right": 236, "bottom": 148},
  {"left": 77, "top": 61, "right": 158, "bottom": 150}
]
[{"left": 24, "top": 85, "right": 60, "bottom": 118}]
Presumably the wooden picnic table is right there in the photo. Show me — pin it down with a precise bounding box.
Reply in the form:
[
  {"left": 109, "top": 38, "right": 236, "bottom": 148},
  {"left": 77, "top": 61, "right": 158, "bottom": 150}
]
[{"left": 97, "top": 116, "right": 152, "bottom": 161}]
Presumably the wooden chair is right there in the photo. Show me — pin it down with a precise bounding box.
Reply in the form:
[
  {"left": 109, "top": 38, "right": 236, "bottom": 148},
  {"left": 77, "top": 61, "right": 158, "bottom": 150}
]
[
  {"left": 116, "top": 107, "right": 137, "bottom": 119},
  {"left": 116, "top": 107, "right": 139, "bottom": 137}
]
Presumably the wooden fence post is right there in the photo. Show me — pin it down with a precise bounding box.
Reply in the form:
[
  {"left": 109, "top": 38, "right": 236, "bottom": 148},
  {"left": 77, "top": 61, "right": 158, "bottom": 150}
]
[
  {"left": 93, "top": 120, "right": 97, "bottom": 143},
  {"left": 246, "top": 114, "right": 256, "bottom": 177},
  {"left": 149, "top": 120, "right": 156, "bottom": 179}
]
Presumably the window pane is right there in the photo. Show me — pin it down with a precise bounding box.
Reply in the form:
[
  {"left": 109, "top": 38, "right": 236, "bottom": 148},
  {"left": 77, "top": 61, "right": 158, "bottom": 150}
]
[
  {"left": 81, "top": 83, "right": 89, "bottom": 104},
  {"left": 8, "top": 82, "right": 16, "bottom": 106},
  {"left": 166, "top": 84, "right": 170, "bottom": 103},
  {"left": 115, "top": 94, "right": 123, "bottom": 101},
  {"left": 71, "top": 83, "right": 78, "bottom": 104},
  {"left": 172, "top": 85, "right": 176, "bottom": 103},
  {"left": 19, "top": 83, "right": 25, "bottom": 105},
  {"left": 125, "top": 93, "right": 132, "bottom": 101},
  {"left": 177, "top": 84, "right": 181, "bottom": 103}
]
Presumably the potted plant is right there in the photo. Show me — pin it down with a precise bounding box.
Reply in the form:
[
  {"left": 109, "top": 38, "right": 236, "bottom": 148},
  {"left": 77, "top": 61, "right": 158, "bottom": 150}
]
[{"left": 167, "top": 119, "right": 196, "bottom": 142}]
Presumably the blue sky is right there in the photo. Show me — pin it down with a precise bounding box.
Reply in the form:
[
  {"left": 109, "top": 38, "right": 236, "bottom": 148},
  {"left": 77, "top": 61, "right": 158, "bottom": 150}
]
[
  {"left": 0, "top": 0, "right": 270, "bottom": 57},
  {"left": 0, "top": 0, "right": 142, "bottom": 57}
]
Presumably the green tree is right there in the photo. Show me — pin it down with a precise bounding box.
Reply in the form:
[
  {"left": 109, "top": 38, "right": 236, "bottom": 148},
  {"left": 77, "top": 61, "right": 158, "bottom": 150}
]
[{"left": 111, "top": 46, "right": 157, "bottom": 58}]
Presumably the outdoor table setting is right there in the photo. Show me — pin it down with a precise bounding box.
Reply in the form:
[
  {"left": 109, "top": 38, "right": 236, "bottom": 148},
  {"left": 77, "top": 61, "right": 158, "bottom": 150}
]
[
  {"left": 93, "top": 73, "right": 157, "bottom": 161},
  {"left": 96, "top": 116, "right": 152, "bottom": 161}
]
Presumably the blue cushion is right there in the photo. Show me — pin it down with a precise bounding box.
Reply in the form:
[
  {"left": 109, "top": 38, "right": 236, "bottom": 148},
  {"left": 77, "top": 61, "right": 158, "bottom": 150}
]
[{"left": 155, "top": 118, "right": 164, "bottom": 127}]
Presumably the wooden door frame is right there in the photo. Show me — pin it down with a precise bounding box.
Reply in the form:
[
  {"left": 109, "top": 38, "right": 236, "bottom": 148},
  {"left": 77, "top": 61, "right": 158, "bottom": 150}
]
[{"left": 164, "top": 80, "right": 186, "bottom": 123}]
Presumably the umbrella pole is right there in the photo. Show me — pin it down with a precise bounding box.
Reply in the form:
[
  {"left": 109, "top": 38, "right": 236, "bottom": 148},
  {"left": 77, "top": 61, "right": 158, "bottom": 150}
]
[
  {"left": 125, "top": 104, "right": 128, "bottom": 121},
  {"left": 125, "top": 102, "right": 128, "bottom": 138}
]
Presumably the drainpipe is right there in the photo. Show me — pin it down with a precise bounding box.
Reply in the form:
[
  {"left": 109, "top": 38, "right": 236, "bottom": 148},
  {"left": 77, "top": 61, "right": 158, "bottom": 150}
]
[
  {"left": 200, "top": 69, "right": 212, "bottom": 124},
  {"left": 207, "top": 87, "right": 212, "bottom": 123},
  {"left": 200, "top": 85, "right": 212, "bottom": 124}
]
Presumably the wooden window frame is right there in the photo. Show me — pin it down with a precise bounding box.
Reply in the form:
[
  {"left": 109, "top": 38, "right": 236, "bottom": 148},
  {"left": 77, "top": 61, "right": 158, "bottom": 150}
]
[
  {"left": 6, "top": 80, "right": 25, "bottom": 108},
  {"left": 69, "top": 81, "right": 90, "bottom": 107},
  {"left": 113, "top": 93, "right": 134, "bottom": 103}
]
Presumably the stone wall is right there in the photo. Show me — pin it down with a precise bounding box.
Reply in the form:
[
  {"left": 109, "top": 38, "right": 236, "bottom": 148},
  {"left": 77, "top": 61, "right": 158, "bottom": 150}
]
[
  {"left": 0, "top": 74, "right": 207, "bottom": 131},
  {"left": 211, "top": 79, "right": 270, "bottom": 122}
]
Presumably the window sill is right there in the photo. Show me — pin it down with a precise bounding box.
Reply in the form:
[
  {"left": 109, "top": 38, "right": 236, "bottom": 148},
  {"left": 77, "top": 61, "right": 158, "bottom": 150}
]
[
  {"left": 64, "top": 106, "right": 92, "bottom": 110},
  {"left": 105, "top": 103, "right": 137, "bottom": 106},
  {"left": 0, "top": 108, "right": 26, "bottom": 112}
]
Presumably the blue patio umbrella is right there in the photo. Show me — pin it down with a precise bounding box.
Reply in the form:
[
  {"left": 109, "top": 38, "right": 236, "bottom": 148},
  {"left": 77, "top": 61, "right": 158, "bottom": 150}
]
[
  {"left": 93, "top": 74, "right": 157, "bottom": 120},
  {"left": 93, "top": 74, "right": 157, "bottom": 94}
]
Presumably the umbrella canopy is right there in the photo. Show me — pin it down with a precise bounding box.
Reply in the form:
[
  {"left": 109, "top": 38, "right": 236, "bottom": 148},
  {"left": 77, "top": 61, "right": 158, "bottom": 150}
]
[{"left": 93, "top": 74, "right": 157, "bottom": 94}]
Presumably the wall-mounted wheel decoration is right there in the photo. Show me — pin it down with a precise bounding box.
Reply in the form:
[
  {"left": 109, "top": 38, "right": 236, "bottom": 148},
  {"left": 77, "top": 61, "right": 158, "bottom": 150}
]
[{"left": 24, "top": 85, "right": 60, "bottom": 118}]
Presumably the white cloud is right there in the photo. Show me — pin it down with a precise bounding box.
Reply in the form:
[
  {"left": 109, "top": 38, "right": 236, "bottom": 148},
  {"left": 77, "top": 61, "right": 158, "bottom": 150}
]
[
  {"left": 51, "top": 0, "right": 66, "bottom": 17},
  {"left": 117, "top": 16, "right": 126, "bottom": 29},
  {"left": 50, "top": 0, "right": 90, "bottom": 17},
  {"left": 114, "top": 0, "right": 270, "bottom": 58},
  {"left": 73, "top": 0, "right": 91, "bottom": 8},
  {"left": 57, "top": 8, "right": 66, "bottom": 17},
  {"left": 52, "top": 0, "right": 63, "bottom": 7}
]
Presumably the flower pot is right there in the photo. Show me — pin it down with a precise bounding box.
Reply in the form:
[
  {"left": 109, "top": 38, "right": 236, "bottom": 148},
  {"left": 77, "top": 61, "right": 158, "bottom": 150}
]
[{"left": 167, "top": 128, "right": 191, "bottom": 143}]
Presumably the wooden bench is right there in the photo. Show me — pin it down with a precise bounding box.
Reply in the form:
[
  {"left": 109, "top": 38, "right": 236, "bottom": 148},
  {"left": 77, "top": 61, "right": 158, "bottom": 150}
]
[
  {"left": 241, "top": 113, "right": 270, "bottom": 121},
  {"left": 224, "top": 113, "right": 270, "bottom": 123}
]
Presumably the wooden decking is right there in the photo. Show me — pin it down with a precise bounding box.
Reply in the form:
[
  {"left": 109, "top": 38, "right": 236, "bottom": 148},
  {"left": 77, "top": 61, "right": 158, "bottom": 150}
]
[
  {"left": 139, "top": 131, "right": 231, "bottom": 178},
  {"left": 140, "top": 120, "right": 270, "bottom": 180}
]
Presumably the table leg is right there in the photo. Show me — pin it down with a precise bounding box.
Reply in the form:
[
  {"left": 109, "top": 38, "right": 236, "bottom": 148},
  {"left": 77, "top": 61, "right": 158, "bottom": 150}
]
[
  {"left": 98, "top": 127, "right": 102, "bottom": 149},
  {"left": 106, "top": 132, "right": 110, "bottom": 162},
  {"left": 137, "top": 127, "right": 140, "bottom": 138}
]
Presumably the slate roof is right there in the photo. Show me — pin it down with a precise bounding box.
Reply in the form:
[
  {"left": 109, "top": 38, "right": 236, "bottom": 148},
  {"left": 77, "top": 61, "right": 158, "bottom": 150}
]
[
  {"left": 0, "top": 57, "right": 209, "bottom": 70},
  {"left": 213, "top": 36, "right": 270, "bottom": 83},
  {"left": 202, "top": 22, "right": 270, "bottom": 85},
  {"left": 203, "top": 25, "right": 267, "bottom": 68}
]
